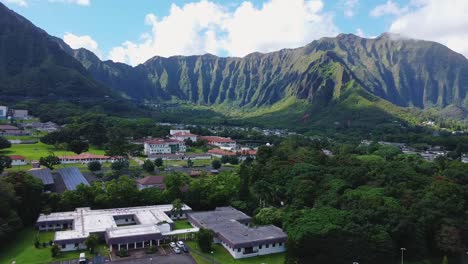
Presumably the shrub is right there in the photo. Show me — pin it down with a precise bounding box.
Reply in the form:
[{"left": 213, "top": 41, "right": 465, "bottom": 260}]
[
  {"left": 88, "top": 161, "right": 102, "bottom": 172},
  {"left": 196, "top": 228, "right": 214, "bottom": 253},
  {"left": 117, "top": 248, "right": 129, "bottom": 257},
  {"left": 51, "top": 244, "right": 61, "bottom": 257}
]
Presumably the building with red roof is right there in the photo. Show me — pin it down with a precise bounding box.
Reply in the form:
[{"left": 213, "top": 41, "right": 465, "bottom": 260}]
[
  {"left": 170, "top": 131, "right": 198, "bottom": 142},
  {"left": 199, "top": 136, "right": 236, "bottom": 150},
  {"left": 136, "top": 176, "right": 166, "bottom": 190},
  {"left": 59, "top": 153, "right": 122, "bottom": 164},
  {"left": 9, "top": 155, "right": 27, "bottom": 166}
]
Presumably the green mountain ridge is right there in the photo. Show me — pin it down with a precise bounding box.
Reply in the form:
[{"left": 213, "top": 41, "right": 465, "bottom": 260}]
[
  {"left": 0, "top": 2, "right": 117, "bottom": 98},
  {"left": 67, "top": 34, "right": 467, "bottom": 120}
]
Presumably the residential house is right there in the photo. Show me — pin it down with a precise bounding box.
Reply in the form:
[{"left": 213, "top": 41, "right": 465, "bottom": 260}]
[
  {"left": 170, "top": 131, "right": 198, "bottom": 142},
  {"left": 199, "top": 136, "right": 236, "bottom": 150},
  {"left": 144, "top": 139, "right": 186, "bottom": 155},
  {"left": 188, "top": 207, "right": 287, "bottom": 259},
  {"left": 0, "top": 125, "right": 31, "bottom": 136},
  {"left": 208, "top": 148, "right": 256, "bottom": 160},
  {"left": 136, "top": 176, "right": 166, "bottom": 190},
  {"left": 9, "top": 155, "right": 27, "bottom": 166}
]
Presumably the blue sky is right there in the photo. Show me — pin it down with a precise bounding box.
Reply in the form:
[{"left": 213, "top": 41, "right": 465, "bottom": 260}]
[{"left": 3, "top": 0, "right": 467, "bottom": 65}]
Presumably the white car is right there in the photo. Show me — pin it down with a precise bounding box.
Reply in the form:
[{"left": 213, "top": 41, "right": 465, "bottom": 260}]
[
  {"left": 177, "top": 241, "right": 184, "bottom": 247},
  {"left": 170, "top": 242, "right": 177, "bottom": 248},
  {"left": 174, "top": 247, "right": 181, "bottom": 254}
]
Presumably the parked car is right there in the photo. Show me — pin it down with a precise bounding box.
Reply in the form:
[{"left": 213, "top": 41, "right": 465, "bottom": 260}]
[
  {"left": 174, "top": 247, "right": 181, "bottom": 254},
  {"left": 182, "top": 245, "right": 189, "bottom": 253},
  {"left": 169, "top": 242, "right": 177, "bottom": 248},
  {"left": 177, "top": 241, "right": 184, "bottom": 247},
  {"left": 79, "top": 252, "right": 86, "bottom": 264}
]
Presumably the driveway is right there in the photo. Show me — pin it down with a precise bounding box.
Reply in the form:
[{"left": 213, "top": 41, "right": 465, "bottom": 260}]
[{"left": 111, "top": 254, "right": 196, "bottom": 264}]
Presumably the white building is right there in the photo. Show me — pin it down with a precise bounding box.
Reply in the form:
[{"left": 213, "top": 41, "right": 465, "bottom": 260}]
[
  {"left": 462, "top": 154, "right": 468, "bottom": 164},
  {"left": 199, "top": 136, "right": 236, "bottom": 150},
  {"left": 188, "top": 207, "right": 287, "bottom": 259},
  {"left": 58, "top": 153, "right": 122, "bottom": 164},
  {"left": 36, "top": 205, "right": 196, "bottom": 252},
  {"left": 13, "top": 109, "right": 28, "bottom": 120},
  {"left": 0, "top": 106, "right": 7, "bottom": 120},
  {"left": 170, "top": 131, "right": 198, "bottom": 142},
  {"left": 9, "top": 155, "right": 27, "bottom": 166},
  {"left": 170, "top": 129, "right": 191, "bottom": 136},
  {"left": 144, "top": 139, "right": 186, "bottom": 155}
]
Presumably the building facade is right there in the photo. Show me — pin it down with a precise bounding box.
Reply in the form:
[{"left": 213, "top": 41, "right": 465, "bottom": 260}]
[
  {"left": 36, "top": 205, "right": 195, "bottom": 252},
  {"left": 59, "top": 153, "right": 122, "bottom": 164},
  {"left": 0, "top": 106, "right": 7, "bottom": 120},
  {"left": 144, "top": 139, "right": 186, "bottom": 155}
]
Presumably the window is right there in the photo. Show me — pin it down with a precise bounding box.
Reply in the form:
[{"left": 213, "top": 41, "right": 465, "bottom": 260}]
[
  {"left": 266, "top": 244, "right": 269, "bottom": 248},
  {"left": 238, "top": 248, "right": 241, "bottom": 252},
  {"left": 75, "top": 243, "right": 79, "bottom": 247},
  {"left": 279, "top": 242, "right": 282, "bottom": 246},
  {"left": 62, "top": 244, "right": 65, "bottom": 249},
  {"left": 259, "top": 245, "right": 262, "bottom": 249},
  {"left": 273, "top": 243, "right": 276, "bottom": 247},
  {"left": 49, "top": 224, "right": 52, "bottom": 227}
]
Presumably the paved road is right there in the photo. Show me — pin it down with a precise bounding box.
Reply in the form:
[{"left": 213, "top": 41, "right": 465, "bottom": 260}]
[{"left": 112, "top": 254, "right": 196, "bottom": 264}]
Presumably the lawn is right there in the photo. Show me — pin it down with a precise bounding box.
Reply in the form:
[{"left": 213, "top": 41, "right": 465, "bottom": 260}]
[
  {"left": 0, "top": 142, "right": 105, "bottom": 161},
  {"left": 174, "top": 220, "right": 193, "bottom": 230},
  {"left": 0, "top": 227, "right": 109, "bottom": 264},
  {"left": 186, "top": 241, "right": 285, "bottom": 264},
  {"left": 165, "top": 159, "right": 212, "bottom": 167}
]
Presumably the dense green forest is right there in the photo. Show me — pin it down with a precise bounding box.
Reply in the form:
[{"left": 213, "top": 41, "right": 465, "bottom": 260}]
[{"left": 1, "top": 135, "right": 468, "bottom": 263}]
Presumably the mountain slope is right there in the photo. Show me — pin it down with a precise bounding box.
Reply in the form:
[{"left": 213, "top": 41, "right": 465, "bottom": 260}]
[
  {"left": 69, "top": 34, "right": 468, "bottom": 116},
  {"left": 0, "top": 2, "right": 115, "bottom": 98}
]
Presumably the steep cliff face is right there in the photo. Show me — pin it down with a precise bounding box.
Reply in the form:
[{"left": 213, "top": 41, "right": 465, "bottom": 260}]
[
  {"left": 70, "top": 34, "right": 468, "bottom": 113},
  {"left": 0, "top": 3, "right": 115, "bottom": 98}
]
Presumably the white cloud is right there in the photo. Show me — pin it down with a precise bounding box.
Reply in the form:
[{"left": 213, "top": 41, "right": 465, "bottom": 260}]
[
  {"left": 388, "top": 0, "right": 468, "bottom": 58},
  {"left": 355, "top": 28, "right": 365, "bottom": 37},
  {"left": 340, "top": 0, "right": 359, "bottom": 17},
  {"left": 109, "top": 0, "right": 339, "bottom": 66},
  {"left": 370, "top": 0, "right": 408, "bottom": 17},
  {"left": 63, "top": 32, "right": 102, "bottom": 58},
  {"left": 48, "top": 0, "right": 90, "bottom": 6},
  {"left": 4, "top": 0, "right": 28, "bottom": 7}
]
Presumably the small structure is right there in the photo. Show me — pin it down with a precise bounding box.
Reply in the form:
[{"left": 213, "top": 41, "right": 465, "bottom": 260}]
[
  {"left": 36, "top": 204, "right": 194, "bottom": 252},
  {"left": 188, "top": 207, "right": 287, "bottom": 259},
  {"left": 9, "top": 155, "right": 27, "bottom": 166},
  {"left": 0, "top": 106, "right": 7, "bottom": 120},
  {"left": 199, "top": 136, "right": 236, "bottom": 150},
  {"left": 12, "top": 109, "right": 28, "bottom": 120},
  {"left": 28, "top": 168, "right": 55, "bottom": 189},
  {"left": 144, "top": 138, "right": 186, "bottom": 155},
  {"left": 0, "top": 125, "right": 31, "bottom": 136},
  {"left": 136, "top": 176, "right": 166, "bottom": 190},
  {"left": 58, "top": 167, "right": 90, "bottom": 191},
  {"left": 461, "top": 154, "right": 468, "bottom": 164},
  {"left": 170, "top": 131, "right": 198, "bottom": 142},
  {"left": 31, "top": 160, "right": 40, "bottom": 168},
  {"left": 59, "top": 153, "right": 121, "bottom": 164}
]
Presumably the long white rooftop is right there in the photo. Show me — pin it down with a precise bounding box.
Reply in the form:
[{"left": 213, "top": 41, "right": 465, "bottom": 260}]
[{"left": 37, "top": 204, "right": 192, "bottom": 242}]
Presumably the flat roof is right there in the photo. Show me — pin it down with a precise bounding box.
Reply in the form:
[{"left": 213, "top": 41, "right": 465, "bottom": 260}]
[
  {"left": 188, "top": 207, "right": 287, "bottom": 248},
  {"left": 37, "top": 204, "right": 192, "bottom": 242}
]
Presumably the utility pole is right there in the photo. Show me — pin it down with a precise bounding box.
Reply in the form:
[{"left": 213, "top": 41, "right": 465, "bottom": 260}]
[{"left": 400, "top": 247, "right": 406, "bottom": 264}]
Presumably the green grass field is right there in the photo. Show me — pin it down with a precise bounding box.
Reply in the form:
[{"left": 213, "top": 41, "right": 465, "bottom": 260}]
[
  {"left": 0, "top": 142, "right": 105, "bottom": 161},
  {"left": 0, "top": 228, "right": 109, "bottom": 264},
  {"left": 174, "top": 220, "right": 193, "bottom": 230},
  {"left": 164, "top": 159, "right": 212, "bottom": 167},
  {"left": 186, "top": 241, "right": 285, "bottom": 264}
]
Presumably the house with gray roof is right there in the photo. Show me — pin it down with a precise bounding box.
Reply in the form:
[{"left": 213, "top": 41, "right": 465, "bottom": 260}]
[
  {"left": 28, "top": 168, "right": 55, "bottom": 190},
  {"left": 188, "top": 207, "right": 287, "bottom": 259}
]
